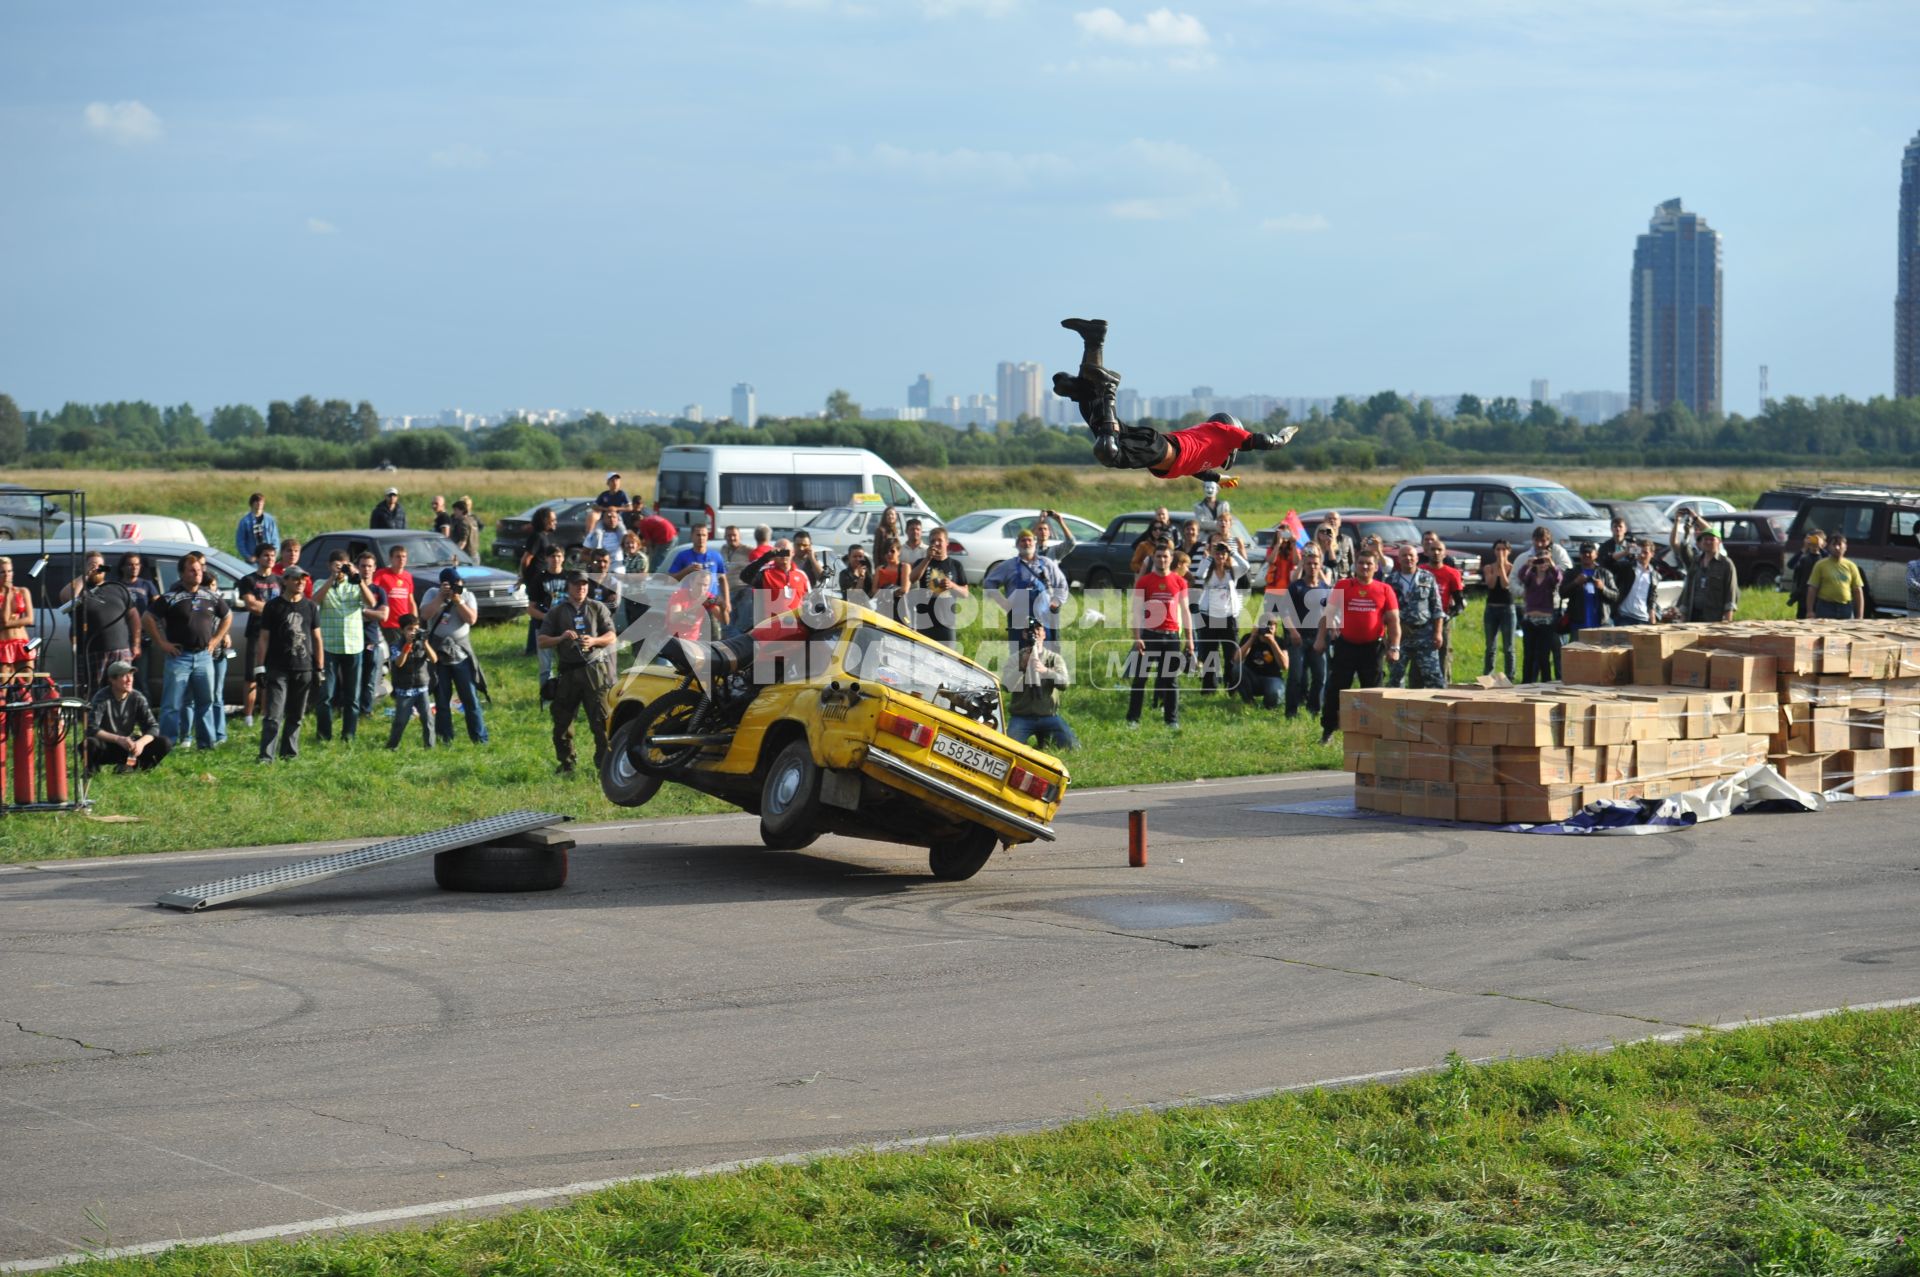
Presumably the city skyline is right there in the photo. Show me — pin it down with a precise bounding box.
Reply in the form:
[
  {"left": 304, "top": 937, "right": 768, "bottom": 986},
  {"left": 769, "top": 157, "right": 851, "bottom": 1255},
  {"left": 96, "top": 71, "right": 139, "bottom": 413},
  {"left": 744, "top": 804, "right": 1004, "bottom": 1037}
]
[
  {"left": 1898, "top": 129, "right": 1920, "bottom": 399},
  {"left": 3, "top": 4, "right": 1917, "bottom": 418}
]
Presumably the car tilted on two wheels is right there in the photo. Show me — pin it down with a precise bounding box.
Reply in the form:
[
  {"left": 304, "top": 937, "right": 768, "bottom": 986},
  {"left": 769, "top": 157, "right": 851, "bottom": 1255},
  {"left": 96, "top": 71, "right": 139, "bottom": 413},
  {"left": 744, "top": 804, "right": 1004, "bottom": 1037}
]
[{"left": 599, "top": 599, "right": 1070, "bottom": 880}]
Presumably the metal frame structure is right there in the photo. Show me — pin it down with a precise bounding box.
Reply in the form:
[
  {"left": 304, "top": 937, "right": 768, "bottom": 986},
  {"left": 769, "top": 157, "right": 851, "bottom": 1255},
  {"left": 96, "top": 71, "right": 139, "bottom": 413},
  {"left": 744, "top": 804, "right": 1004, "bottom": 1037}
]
[
  {"left": 2, "top": 487, "right": 91, "bottom": 814},
  {"left": 157, "top": 810, "right": 570, "bottom": 911}
]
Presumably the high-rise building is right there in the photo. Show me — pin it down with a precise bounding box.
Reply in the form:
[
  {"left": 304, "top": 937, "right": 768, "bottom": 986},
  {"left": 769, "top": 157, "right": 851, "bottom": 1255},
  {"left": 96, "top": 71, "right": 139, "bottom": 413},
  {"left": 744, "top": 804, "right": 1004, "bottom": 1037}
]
[
  {"left": 1529, "top": 378, "right": 1551, "bottom": 406},
  {"left": 683, "top": 403, "right": 703, "bottom": 423},
  {"left": 908, "top": 374, "right": 932, "bottom": 410},
  {"left": 730, "top": 382, "right": 757, "bottom": 428},
  {"left": 1898, "top": 131, "right": 1920, "bottom": 398},
  {"left": 995, "top": 361, "right": 1045, "bottom": 423},
  {"left": 1630, "top": 197, "right": 1723, "bottom": 417}
]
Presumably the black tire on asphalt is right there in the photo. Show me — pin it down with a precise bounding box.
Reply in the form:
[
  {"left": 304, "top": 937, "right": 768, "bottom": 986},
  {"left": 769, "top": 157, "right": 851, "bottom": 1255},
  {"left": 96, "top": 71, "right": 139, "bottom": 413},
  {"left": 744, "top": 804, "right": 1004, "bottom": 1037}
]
[
  {"left": 633, "top": 688, "right": 711, "bottom": 774},
  {"left": 928, "top": 823, "right": 999, "bottom": 881},
  {"left": 759, "top": 823, "right": 820, "bottom": 851},
  {"left": 434, "top": 844, "right": 569, "bottom": 893},
  {"left": 601, "top": 717, "right": 666, "bottom": 808},
  {"left": 759, "top": 739, "right": 822, "bottom": 843}
]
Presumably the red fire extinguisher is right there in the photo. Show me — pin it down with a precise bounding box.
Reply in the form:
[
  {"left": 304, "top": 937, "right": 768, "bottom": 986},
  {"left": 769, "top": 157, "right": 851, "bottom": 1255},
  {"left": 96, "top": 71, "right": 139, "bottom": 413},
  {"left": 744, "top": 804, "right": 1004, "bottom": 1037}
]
[
  {"left": 0, "top": 681, "right": 10, "bottom": 805},
  {"left": 8, "top": 679, "right": 34, "bottom": 805},
  {"left": 38, "top": 676, "right": 68, "bottom": 805}
]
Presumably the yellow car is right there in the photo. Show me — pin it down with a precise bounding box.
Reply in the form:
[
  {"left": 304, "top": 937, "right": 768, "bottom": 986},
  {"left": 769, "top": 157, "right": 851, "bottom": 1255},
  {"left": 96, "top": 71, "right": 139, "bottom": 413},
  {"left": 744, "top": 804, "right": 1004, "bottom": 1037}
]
[{"left": 599, "top": 600, "right": 1069, "bottom": 879}]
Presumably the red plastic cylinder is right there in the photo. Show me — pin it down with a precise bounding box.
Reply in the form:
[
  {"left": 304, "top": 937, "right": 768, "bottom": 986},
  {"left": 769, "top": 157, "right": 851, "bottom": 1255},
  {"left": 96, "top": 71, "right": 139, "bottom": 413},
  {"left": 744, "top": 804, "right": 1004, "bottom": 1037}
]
[
  {"left": 0, "top": 689, "right": 9, "bottom": 804},
  {"left": 1128, "top": 808, "right": 1147, "bottom": 867},
  {"left": 39, "top": 679, "right": 67, "bottom": 804},
  {"left": 9, "top": 684, "right": 34, "bottom": 805}
]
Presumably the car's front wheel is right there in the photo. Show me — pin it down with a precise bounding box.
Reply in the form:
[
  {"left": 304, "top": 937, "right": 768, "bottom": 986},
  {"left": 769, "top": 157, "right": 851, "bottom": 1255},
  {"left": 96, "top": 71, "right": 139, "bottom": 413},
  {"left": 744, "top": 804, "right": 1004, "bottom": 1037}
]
[
  {"left": 928, "top": 823, "right": 999, "bottom": 881},
  {"left": 601, "top": 717, "right": 665, "bottom": 807},
  {"left": 759, "top": 739, "right": 822, "bottom": 844}
]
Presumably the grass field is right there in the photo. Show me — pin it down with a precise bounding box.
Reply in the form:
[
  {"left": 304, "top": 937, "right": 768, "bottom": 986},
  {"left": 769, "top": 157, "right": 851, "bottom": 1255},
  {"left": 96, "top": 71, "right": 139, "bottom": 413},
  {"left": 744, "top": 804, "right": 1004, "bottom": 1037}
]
[
  {"left": 0, "top": 467, "right": 1815, "bottom": 863},
  {"left": 52, "top": 1007, "right": 1920, "bottom": 1275}
]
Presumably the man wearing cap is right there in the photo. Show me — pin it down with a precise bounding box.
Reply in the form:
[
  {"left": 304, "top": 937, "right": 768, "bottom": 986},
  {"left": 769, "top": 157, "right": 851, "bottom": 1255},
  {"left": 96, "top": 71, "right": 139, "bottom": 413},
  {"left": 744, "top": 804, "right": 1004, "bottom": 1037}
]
[
  {"left": 537, "top": 571, "right": 617, "bottom": 776},
  {"left": 419, "top": 566, "right": 488, "bottom": 745},
  {"left": 1675, "top": 528, "right": 1739, "bottom": 623},
  {"left": 595, "top": 471, "right": 634, "bottom": 518},
  {"left": 1559, "top": 541, "right": 1620, "bottom": 635},
  {"left": 370, "top": 486, "right": 407, "bottom": 529},
  {"left": 1005, "top": 616, "right": 1077, "bottom": 751},
  {"left": 86, "top": 660, "right": 170, "bottom": 776},
  {"left": 252, "top": 563, "right": 323, "bottom": 762}
]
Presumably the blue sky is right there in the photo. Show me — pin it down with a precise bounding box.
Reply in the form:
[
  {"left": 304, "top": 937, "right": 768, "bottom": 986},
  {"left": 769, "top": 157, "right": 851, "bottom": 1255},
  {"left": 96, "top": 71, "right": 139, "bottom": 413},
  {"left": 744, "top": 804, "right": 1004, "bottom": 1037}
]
[{"left": 2, "top": 0, "right": 1915, "bottom": 419}]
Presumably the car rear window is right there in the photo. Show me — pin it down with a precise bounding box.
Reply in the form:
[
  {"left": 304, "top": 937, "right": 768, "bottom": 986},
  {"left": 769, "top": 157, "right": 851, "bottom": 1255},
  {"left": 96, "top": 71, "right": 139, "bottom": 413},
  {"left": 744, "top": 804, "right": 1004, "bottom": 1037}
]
[
  {"left": 1516, "top": 487, "right": 1599, "bottom": 520},
  {"left": 1388, "top": 489, "right": 1426, "bottom": 518},
  {"left": 1423, "top": 489, "right": 1475, "bottom": 520},
  {"left": 657, "top": 470, "right": 707, "bottom": 509},
  {"left": 946, "top": 513, "right": 999, "bottom": 534},
  {"left": 1798, "top": 502, "right": 1877, "bottom": 543}
]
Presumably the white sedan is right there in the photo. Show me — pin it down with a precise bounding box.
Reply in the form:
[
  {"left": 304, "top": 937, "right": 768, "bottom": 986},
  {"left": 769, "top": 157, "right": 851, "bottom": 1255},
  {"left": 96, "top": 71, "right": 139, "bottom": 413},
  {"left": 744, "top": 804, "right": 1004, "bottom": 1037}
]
[
  {"left": 1637, "top": 494, "right": 1736, "bottom": 521},
  {"left": 795, "top": 503, "right": 944, "bottom": 560},
  {"left": 941, "top": 508, "right": 1107, "bottom": 577}
]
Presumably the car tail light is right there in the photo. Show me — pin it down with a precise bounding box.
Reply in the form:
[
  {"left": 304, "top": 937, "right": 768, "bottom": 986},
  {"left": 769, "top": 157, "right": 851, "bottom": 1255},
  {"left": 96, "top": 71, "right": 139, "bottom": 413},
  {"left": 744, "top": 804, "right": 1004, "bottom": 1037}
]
[
  {"left": 945, "top": 539, "right": 965, "bottom": 554},
  {"left": 1007, "top": 765, "right": 1057, "bottom": 802},
  {"left": 879, "top": 712, "right": 935, "bottom": 748}
]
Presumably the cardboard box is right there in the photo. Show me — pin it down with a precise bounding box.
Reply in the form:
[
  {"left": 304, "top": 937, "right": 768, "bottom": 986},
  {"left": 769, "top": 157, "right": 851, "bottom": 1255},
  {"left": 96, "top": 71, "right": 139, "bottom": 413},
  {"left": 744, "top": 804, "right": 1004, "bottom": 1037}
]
[
  {"left": 1501, "top": 783, "right": 1580, "bottom": 823},
  {"left": 1495, "top": 700, "right": 1565, "bottom": 747},
  {"left": 1456, "top": 782, "right": 1504, "bottom": 823},
  {"left": 1420, "top": 780, "right": 1458, "bottom": 821},
  {"left": 1569, "top": 746, "right": 1601, "bottom": 785},
  {"left": 1451, "top": 745, "right": 1496, "bottom": 786},
  {"left": 1818, "top": 635, "right": 1852, "bottom": 674},
  {"left": 1494, "top": 746, "right": 1572, "bottom": 785},
  {"left": 1743, "top": 691, "right": 1781, "bottom": 736},
  {"left": 1562, "top": 643, "right": 1634, "bottom": 686},
  {"left": 1829, "top": 749, "right": 1892, "bottom": 797},
  {"left": 1406, "top": 746, "right": 1452, "bottom": 783},
  {"left": 1709, "top": 652, "right": 1778, "bottom": 692},
  {"left": 1373, "top": 738, "right": 1411, "bottom": 779},
  {"left": 1771, "top": 752, "right": 1829, "bottom": 792},
  {"left": 1670, "top": 648, "right": 1714, "bottom": 689},
  {"left": 1635, "top": 738, "right": 1671, "bottom": 780}
]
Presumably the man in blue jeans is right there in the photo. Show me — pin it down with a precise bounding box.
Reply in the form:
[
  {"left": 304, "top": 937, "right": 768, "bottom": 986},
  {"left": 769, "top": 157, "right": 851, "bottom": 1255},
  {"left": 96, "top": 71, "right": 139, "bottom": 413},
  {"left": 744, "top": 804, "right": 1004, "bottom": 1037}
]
[
  {"left": 350, "top": 550, "right": 389, "bottom": 716},
  {"left": 146, "top": 553, "right": 232, "bottom": 749},
  {"left": 1004, "top": 618, "right": 1077, "bottom": 751}
]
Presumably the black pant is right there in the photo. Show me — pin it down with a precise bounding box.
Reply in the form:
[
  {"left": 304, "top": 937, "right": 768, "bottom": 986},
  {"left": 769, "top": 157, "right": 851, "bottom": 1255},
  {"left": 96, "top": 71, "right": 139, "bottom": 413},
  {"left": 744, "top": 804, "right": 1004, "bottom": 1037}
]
[
  {"left": 1127, "top": 634, "right": 1183, "bottom": 724},
  {"left": 551, "top": 664, "right": 610, "bottom": 768},
  {"left": 1521, "top": 617, "right": 1559, "bottom": 683},
  {"left": 1321, "top": 637, "right": 1383, "bottom": 736},
  {"left": 1197, "top": 621, "right": 1238, "bottom": 693},
  {"left": 86, "top": 734, "right": 172, "bottom": 773},
  {"left": 259, "top": 670, "right": 315, "bottom": 760}
]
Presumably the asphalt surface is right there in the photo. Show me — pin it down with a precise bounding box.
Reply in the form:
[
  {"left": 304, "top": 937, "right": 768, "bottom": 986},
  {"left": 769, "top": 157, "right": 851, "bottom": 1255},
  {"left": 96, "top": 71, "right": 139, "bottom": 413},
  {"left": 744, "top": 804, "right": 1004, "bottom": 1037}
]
[{"left": 4, "top": 772, "right": 1919, "bottom": 1265}]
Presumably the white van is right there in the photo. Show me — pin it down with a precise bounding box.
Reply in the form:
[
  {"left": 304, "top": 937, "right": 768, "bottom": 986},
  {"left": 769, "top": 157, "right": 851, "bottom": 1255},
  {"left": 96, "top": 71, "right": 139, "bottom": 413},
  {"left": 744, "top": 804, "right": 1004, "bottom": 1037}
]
[{"left": 654, "top": 445, "right": 937, "bottom": 532}]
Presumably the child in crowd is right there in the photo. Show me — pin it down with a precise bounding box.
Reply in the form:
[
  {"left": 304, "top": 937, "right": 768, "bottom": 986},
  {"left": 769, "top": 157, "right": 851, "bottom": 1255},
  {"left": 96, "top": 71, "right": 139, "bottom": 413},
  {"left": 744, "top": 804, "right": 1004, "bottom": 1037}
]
[{"left": 386, "top": 614, "right": 437, "bottom": 749}]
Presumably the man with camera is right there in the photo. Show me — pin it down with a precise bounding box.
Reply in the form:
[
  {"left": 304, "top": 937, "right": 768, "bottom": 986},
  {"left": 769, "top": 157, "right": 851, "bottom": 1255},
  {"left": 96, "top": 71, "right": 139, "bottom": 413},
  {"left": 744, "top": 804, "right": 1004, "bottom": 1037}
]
[
  {"left": 907, "top": 526, "right": 968, "bottom": 649},
  {"left": 1675, "top": 527, "right": 1740, "bottom": 623},
  {"left": 252, "top": 564, "right": 323, "bottom": 763},
  {"left": 314, "top": 550, "right": 375, "bottom": 742},
  {"left": 62, "top": 551, "right": 141, "bottom": 692},
  {"left": 538, "top": 571, "right": 617, "bottom": 776},
  {"left": 419, "top": 567, "right": 489, "bottom": 746}
]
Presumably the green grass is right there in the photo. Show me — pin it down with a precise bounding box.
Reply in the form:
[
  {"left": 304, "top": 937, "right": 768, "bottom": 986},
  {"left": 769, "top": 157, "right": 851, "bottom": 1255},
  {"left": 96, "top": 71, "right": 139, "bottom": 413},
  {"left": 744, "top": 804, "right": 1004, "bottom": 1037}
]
[{"left": 52, "top": 1008, "right": 1920, "bottom": 1275}]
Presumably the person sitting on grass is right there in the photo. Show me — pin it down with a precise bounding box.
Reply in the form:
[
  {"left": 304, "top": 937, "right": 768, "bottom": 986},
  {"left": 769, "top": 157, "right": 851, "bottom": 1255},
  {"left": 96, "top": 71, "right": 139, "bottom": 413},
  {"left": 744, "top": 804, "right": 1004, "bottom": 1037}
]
[{"left": 85, "top": 659, "right": 170, "bottom": 777}]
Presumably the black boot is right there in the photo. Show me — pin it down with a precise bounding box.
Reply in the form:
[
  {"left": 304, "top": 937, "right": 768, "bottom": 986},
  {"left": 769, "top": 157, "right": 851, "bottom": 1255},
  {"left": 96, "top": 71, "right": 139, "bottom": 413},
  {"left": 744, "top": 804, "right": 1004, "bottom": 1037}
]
[{"left": 1060, "top": 317, "right": 1108, "bottom": 368}]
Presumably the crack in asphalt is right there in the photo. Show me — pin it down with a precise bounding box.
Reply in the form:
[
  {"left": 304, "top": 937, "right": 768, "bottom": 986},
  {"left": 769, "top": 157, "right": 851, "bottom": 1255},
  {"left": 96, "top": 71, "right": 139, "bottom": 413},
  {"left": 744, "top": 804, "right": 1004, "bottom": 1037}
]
[
  {"left": 298, "top": 1106, "right": 481, "bottom": 1161},
  {"left": 14, "top": 1021, "right": 119, "bottom": 1055},
  {"left": 975, "top": 911, "right": 1698, "bottom": 1030}
]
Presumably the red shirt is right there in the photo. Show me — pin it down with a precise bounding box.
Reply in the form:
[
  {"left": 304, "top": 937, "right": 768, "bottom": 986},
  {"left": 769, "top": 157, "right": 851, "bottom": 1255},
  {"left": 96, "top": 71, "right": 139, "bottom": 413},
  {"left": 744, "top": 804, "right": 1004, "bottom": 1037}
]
[
  {"left": 372, "top": 567, "right": 414, "bottom": 629},
  {"left": 638, "top": 514, "right": 677, "bottom": 546},
  {"left": 1157, "top": 417, "right": 1251, "bottom": 479},
  {"left": 1132, "top": 570, "right": 1189, "bottom": 633},
  {"left": 1428, "top": 563, "right": 1464, "bottom": 613},
  {"left": 270, "top": 563, "right": 313, "bottom": 599},
  {"left": 749, "top": 565, "right": 811, "bottom": 635},
  {"left": 1330, "top": 577, "right": 1397, "bottom": 643}
]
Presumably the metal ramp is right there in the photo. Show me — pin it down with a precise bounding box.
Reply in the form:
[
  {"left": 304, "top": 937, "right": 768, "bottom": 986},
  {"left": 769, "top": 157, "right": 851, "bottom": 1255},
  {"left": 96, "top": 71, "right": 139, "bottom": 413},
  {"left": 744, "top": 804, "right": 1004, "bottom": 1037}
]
[{"left": 157, "top": 810, "right": 570, "bottom": 912}]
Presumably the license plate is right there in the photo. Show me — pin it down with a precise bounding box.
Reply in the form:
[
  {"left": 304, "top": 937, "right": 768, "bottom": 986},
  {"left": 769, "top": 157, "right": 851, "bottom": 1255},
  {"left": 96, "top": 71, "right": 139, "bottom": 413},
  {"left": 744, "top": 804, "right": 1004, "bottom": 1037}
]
[{"left": 932, "top": 732, "right": 1009, "bottom": 781}]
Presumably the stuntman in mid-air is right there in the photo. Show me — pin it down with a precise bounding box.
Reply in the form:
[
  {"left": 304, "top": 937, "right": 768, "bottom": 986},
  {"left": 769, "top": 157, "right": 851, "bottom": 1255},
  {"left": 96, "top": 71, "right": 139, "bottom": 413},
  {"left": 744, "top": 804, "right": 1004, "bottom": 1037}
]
[{"left": 1053, "top": 317, "right": 1297, "bottom": 486}]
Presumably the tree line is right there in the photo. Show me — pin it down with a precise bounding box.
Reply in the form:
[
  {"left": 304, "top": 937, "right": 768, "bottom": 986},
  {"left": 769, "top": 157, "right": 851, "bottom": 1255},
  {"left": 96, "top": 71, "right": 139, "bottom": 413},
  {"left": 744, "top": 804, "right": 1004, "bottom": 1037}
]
[{"left": 4, "top": 387, "right": 1919, "bottom": 474}]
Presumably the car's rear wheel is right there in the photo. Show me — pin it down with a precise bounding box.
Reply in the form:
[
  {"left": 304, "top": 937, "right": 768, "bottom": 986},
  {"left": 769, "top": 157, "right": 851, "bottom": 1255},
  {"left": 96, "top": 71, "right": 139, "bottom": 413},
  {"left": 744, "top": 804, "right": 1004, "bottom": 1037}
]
[
  {"left": 759, "top": 739, "right": 822, "bottom": 843},
  {"left": 601, "top": 718, "right": 665, "bottom": 807},
  {"left": 928, "top": 823, "right": 999, "bottom": 881},
  {"left": 1753, "top": 564, "right": 1779, "bottom": 590},
  {"left": 634, "top": 689, "right": 711, "bottom": 773},
  {"left": 1085, "top": 567, "right": 1114, "bottom": 591},
  {"left": 984, "top": 560, "right": 1005, "bottom": 581}
]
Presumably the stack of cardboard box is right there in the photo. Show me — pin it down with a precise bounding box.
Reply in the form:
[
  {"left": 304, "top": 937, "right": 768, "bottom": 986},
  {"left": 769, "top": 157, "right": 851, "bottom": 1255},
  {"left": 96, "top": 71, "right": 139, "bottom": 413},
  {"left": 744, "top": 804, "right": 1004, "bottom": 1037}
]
[{"left": 1342, "top": 619, "right": 1920, "bottom": 822}]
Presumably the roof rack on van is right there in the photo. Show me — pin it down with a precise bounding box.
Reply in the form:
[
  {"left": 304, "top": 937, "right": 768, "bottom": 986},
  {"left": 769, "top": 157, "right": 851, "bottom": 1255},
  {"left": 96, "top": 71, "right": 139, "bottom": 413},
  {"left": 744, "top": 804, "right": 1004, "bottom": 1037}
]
[{"left": 1811, "top": 483, "right": 1920, "bottom": 502}]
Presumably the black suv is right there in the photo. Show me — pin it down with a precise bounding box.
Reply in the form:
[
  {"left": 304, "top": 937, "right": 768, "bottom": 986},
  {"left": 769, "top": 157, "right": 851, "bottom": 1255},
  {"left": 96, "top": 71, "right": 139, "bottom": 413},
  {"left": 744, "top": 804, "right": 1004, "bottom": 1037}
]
[{"left": 1784, "top": 486, "right": 1920, "bottom": 615}]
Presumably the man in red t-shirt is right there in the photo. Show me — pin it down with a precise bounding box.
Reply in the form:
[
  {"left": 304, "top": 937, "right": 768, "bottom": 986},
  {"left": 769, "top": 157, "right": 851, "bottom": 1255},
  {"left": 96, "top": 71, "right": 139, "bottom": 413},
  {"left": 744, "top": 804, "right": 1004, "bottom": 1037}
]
[
  {"left": 372, "top": 545, "right": 417, "bottom": 644},
  {"left": 1127, "top": 544, "right": 1194, "bottom": 729},
  {"left": 1313, "top": 549, "right": 1401, "bottom": 742},
  {"left": 1053, "top": 319, "right": 1297, "bottom": 485}
]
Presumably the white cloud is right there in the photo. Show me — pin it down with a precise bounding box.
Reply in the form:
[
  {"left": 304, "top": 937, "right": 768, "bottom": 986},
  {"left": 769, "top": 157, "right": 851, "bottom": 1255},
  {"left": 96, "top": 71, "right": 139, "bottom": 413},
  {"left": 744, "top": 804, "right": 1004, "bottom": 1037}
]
[
  {"left": 82, "top": 100, "right": 163, "bottom": 146},
  {"left": 1262, "top": 213, "right": 1331, "bottom": 233},
  {"left": 1073, "top": 7, "right": 1209, "bottom": 48},
  {"left": 306, "top": 217, "right": 339, "bottom": 235},
  {"left": 429, "top": 143, "right": 491, "bottom": 170}
]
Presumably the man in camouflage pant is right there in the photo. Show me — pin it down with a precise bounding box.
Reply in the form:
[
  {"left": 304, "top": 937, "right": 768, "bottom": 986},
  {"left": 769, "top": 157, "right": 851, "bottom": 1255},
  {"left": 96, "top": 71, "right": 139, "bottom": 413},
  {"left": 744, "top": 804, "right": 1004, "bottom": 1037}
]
[{"left": 1383, "top": 545, "right": 1446, "bottom": 689}]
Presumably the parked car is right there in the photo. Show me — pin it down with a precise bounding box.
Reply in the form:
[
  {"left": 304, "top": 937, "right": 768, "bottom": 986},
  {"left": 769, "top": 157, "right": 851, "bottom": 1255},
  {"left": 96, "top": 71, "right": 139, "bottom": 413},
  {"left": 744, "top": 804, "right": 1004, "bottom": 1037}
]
[
  {"left": 11, "top": 538, "right": 255, "bottom": 704},
  {"left": 942, "top": 508, "right": 1106, "bottom": 578},
  {"left": 490, "top": 497, "right": 598, "bottom": 568},
  {"left": 299, "top": 530, "right": 527, "bottom": 622},
  {"left": 1637, "top": 494, "right": 1736, "bottom": 520},
  {"left": 0, "top": 485, "right": 70, "bottom": 541},
  {"left": 1784, "top": 485, "right": 1920, "bottom": 615},
  {"left": 794, "top": 502, "right": 944, "bottom": 560},
  {"left": 88, "top": 514, "right": 211, "bottom": 547},
  {"left": 1589, "top": 499, "right": 1673, "bottom": 548},
  {"left": 1697, "top": 511, "right": 1794, "bottom": 588},
  {"left": 1062, "top": 509, "right": 1265, "bottom": 591},
  {"left": 600, "top": 598, "right": 1066, "bottom": 879},
  {"left": 1384, "top": 475, "right": 1611, "bottom": 558},
  {"left": 1754, "top": 484, "right": 1821, "bottom": 512},
  {"left": 654, "top": 444, "right": 937, "bottom": 536}
]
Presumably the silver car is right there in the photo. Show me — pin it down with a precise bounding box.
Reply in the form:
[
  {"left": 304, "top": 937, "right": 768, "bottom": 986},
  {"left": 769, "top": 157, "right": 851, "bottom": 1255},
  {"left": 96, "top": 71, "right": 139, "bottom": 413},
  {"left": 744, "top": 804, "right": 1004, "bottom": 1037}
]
[{"left": 1384, "top": 474, "right": 1612, "bottom": 559}]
